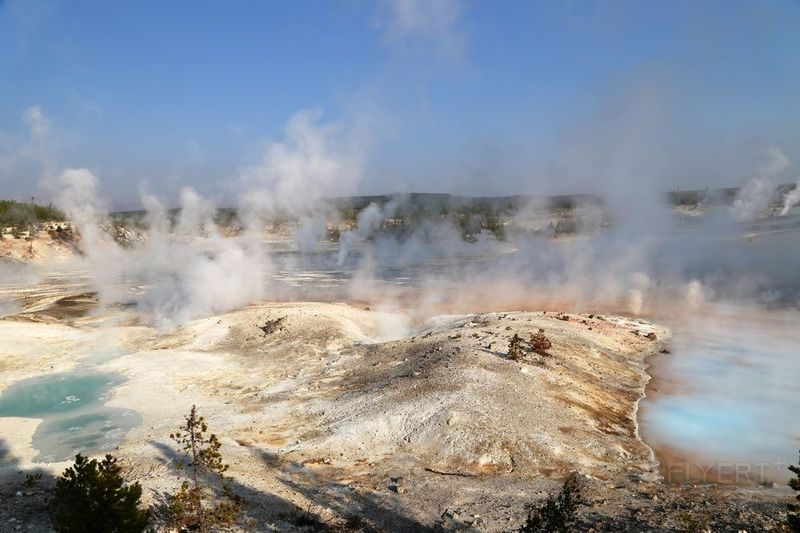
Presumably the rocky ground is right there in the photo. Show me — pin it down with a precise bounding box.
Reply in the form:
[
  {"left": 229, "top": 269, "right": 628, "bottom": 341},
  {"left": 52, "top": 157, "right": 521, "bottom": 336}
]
[{"left": 0, "top": 284, "right": 793, "bottom": 531}]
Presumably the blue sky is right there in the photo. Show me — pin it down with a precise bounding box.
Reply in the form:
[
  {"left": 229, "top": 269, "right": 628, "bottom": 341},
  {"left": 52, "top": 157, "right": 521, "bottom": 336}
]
[{"left": 1, "top": 0, "right": 799, "bottom": 207}]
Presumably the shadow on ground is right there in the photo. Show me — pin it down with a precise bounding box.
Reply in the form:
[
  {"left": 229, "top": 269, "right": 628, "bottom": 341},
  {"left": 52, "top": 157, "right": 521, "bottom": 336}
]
[
  {"left": 0, "top": 439, "right": 56, "bottom": 532},
  {"left": 151, "top": 440, "right": 436, "bottom": 532}
]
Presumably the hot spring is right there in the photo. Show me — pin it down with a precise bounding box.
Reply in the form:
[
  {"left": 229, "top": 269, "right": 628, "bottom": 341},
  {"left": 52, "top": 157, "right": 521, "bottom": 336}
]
[
  {"left": 0, "top": 372, "right": 139, "bottom": 462},
  {"left": 640, "top": 303, "right": 800, "bottom": 484}
]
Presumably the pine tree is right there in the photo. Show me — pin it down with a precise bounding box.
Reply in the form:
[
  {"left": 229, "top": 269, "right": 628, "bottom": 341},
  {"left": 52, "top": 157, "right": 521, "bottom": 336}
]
[
  {"left": 169, "top": 405, "right": 241, "bottom": 531},
  {"left": 519, "top": 473, "right": 582, "bottom": 533},
  {"left": 508, "top": 333, "right": 525, "bottom": 360},
  {"left": 50, "top": 454, "right": 149, "bottom": 533}
]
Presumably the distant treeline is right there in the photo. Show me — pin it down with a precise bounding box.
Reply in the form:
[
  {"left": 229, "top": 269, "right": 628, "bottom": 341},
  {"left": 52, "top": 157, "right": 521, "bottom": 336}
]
[
  {"left": 109, "top": 207, "right": 240, "bottom": 229},
  {"left": 324, "top": 184, "right": 800, "bottom": 214},
  {"left": 0, "top": 199, "right": 65, "bottom": 227},
  {"left": 104, "top": 183, "right": 798, "bottom": 230},
  {"left": 666, "top": 187, "right": 739, "bottom": 206},
  {"left": 325, "top": 192, "right": 603, "bottom": 216},
  {"left": 666, "top": 183, "right": 798, "bottom": 206}
]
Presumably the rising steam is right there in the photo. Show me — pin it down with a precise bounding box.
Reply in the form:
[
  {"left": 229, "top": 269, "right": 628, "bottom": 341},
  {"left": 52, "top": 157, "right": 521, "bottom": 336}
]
[
  {"left": 780, "top": 178, "right": 800, "bottom": 216},
  {"left": 732, "top": 146, "right": 791, "bottom": 220}
]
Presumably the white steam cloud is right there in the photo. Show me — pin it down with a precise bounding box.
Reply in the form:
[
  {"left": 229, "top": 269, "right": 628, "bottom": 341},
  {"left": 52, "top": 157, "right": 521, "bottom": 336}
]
[
  {"left": 780, "top": 178, "right": 800, "bottom": 216},
  {"left": 51, "top": 170, "right": 268, "bottom": 330},
  {"left": 732, "top": 146, "right": 791, "bottom": 220},
  {"left": 238, "top": 110, "right": 364, "bottom": 219},
  {"left": 338, "top": 201, "right": 398, "bottom": 265},
  {"left": 15, "top": 99, "right": 800, "bottom": 332},
  {"left": 42, "top": 109, "right": 370, "bottom": 329},
  {"left": 1, "top": 106, "right": 57, "bottom": 193},
  {"left": 131, "top": 199, "right": 267, "bottom": 328},
  {"left": 21, "top": 106, "right": 51, "bottom": 147},
  {"left": 53, "top": 168, "right": 108, "bottom": 251}
]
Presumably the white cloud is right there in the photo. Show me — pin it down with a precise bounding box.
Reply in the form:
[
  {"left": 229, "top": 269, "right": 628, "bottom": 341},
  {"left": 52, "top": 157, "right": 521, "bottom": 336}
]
[{"left": 378, "top": 0, "right": 465, "bottom": 61}]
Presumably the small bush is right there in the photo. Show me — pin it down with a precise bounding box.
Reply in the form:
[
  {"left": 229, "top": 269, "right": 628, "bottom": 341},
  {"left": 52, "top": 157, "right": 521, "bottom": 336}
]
[
  {"left": 677, "top": 510, "right": 711, "bottom": 533},
  {"left": 50, "top": 454, "right": 149, "bottom": 533},
  {"left": 482, "top": 213, "right": 505, "bottom": 240},
  {"left": 519, "top": 473, "right": 583, "bottom": 533},
  {"left": 326, "top": 226, "right": 341, "bottom": 242},
  {"left": 508, "top": 333, "right": 525, "bottom": 360},
  {"left": 789, "top": 451, "right": 800, "bottom": 532},
  {"left": 24, "top": 472, "right": 42, "bottom": 487},
  {"left": 528, "top": 329, "right": 552, "bottom": 355},
  {"left": 281, "top": 505, "right": 329, "bottom": 531}
]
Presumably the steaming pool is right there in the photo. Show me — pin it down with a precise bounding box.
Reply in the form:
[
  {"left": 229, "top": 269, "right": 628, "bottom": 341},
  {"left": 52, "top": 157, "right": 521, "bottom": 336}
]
[
  {"left": 640, "top": 304, "right": 800, "bottom": 483},
  {"left": 0, "top": 372, "right": 139, "bottom": 462}
]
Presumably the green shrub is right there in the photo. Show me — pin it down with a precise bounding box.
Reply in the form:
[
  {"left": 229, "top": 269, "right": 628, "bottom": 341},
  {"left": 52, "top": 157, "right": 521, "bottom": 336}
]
[
  {"left": 50, "top": 454, "right": 149, "bottom": 533},
  {"left": 24, "top": 472, "right": 42, "bottom": 487},
  {"left": 519, "top": 473, "right": 583, "bottom": 533},
  {"left": 528, "top": 329, "right": 552, "bottom": 355},
  {"left": 0, "top": 199, "right": 64, "bottom": 226},
  {"left": 789, "top": 451, "right": 800, "bottom": 532},
  {"left": 677, "top": 510, "right": 711, "bottom": 533}
]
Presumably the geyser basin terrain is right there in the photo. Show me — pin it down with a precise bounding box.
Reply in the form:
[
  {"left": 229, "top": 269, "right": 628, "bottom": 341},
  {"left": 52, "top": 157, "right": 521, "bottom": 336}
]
[
  {"left": 0, "top": 296, "right": 790, "bottom": 530},
  {"left": 0, "top": 297, "right": 658, "bottom": 526}
]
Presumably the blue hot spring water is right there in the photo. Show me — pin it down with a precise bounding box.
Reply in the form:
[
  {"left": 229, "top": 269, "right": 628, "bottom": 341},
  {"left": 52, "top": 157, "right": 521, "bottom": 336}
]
[
  {"left": 640, "top": 304, "right": 800, "bottom": 483},
  {"left": 0, "top": 372, "right": 140, "bottom": 462}
]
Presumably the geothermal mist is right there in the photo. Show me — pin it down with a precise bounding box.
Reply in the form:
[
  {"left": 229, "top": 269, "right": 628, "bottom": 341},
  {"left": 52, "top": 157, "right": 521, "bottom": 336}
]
[
  {"left": 38, "top": 103, "right": 800, "bottom": 484},
  {"left": 49, "top": 146, "right": 800, "bottom": 324}
]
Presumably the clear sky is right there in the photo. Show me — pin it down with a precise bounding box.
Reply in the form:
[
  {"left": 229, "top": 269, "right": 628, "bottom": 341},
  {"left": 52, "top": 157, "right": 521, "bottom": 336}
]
[{"left": 1, "top": 0, "right": 799, "bottom": 207}]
